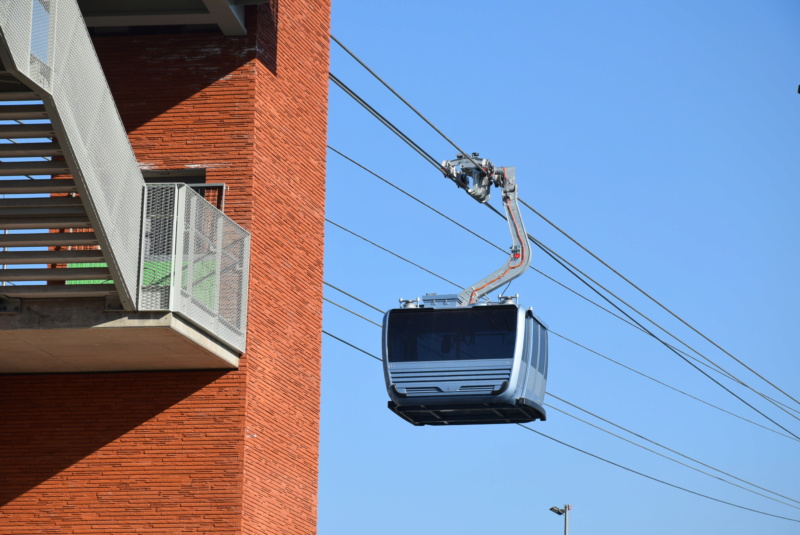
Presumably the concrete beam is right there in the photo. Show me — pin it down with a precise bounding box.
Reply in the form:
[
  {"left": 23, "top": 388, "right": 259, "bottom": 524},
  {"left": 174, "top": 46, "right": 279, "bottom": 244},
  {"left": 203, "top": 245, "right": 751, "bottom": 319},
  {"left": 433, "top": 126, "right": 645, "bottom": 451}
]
[{"left": 0, "top": 298, "right": 240, "bottom": 373}]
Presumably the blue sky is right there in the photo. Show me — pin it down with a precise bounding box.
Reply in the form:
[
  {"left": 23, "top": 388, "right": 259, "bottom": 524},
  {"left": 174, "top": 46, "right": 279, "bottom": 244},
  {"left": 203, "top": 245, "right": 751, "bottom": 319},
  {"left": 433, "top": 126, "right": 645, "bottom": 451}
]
[{"left": 321, "top": 2, "right": 800, "bottom": 534}]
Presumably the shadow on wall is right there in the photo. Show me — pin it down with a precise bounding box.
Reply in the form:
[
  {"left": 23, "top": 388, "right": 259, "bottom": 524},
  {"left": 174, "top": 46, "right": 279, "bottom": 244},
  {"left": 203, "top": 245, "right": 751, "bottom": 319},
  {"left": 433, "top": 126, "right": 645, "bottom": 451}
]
[
  {"left": 0, "top": 370, "right": 231, "bottom": 506},
  {"left": 258, "top": 0, "right": 278, "bottom": 75},
  {"left": 91, "top": 2, "right": 278, "bottom": 134}
]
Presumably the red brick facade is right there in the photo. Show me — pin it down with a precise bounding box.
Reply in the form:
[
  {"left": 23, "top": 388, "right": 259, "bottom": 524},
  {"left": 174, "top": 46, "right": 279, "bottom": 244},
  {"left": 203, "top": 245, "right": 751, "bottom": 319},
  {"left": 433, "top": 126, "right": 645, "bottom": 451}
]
[{"left": 0, "top": 2, "right": 329, "bottom": 533}]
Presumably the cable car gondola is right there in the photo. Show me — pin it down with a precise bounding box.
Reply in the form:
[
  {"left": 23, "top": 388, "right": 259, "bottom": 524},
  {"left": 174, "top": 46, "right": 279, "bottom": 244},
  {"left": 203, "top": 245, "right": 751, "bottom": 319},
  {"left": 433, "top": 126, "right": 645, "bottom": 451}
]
[
  {"left": 383, "top": 297, "right": 548, "bottom": 425},
  {"left": 382, "top": 155, "right": 549, "bottom": 425}
]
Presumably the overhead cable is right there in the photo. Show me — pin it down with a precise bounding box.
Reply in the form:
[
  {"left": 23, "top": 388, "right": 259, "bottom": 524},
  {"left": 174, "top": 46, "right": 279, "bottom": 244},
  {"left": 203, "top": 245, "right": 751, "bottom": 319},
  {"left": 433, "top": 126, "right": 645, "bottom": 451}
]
[
  {"left": 321, "top": 327, "right": 800, "bottom": 523},
  {"left": 495, "top": 202, "right": 800, "bottom": 439},
  {"left": 325, "top": 281, "right": 385, "bottom": 314},
  {"left": 520, "top": 197, "right": 800, "bottom": 410},
  {"left": 516, "top": 423, "right": 800, "bottom": 523},
  {"left": 323, "top": 297, "right": 382, "bottom": 327},
  {"left": 329, "top": 73, "right": 443, "bottom": 173},
  {"left": 331, "top": 35, "right": 486, "bottom": 173},
  {"left": 489, "top": 202, "right": 800, "bottom": 437},
  {"left": 549, "top": 330, "right": 795, "bottom": 441},
  {"left": 326, "top": 218, "right": 463, "bottom": 289},
  {"left": 547, "top": 394, "right": 800, "bottom": 507},
  {"left": 322, "top": 329, "right": 381, "bottom": 362}
]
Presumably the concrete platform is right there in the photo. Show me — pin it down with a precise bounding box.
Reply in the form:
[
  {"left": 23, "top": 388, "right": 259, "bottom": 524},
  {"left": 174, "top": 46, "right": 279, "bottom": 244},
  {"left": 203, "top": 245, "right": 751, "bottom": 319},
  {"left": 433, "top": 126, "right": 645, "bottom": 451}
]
[{"left": 0, "top": 298, "right": 240, "bottom": 373}]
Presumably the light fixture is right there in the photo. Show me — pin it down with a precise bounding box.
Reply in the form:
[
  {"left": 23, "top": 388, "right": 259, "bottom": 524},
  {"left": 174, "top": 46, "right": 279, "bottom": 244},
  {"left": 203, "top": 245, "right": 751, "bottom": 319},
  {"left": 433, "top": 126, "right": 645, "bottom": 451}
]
[{"left": 549, "top": 504, "right": 571, "bottom": 535}]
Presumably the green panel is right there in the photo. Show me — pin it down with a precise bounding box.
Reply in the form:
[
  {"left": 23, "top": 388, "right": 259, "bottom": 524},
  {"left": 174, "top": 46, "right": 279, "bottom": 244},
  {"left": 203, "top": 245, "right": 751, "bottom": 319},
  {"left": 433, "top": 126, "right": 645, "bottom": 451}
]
[{"left": 65, "top": 262, "right": 110, "bottom": 285}]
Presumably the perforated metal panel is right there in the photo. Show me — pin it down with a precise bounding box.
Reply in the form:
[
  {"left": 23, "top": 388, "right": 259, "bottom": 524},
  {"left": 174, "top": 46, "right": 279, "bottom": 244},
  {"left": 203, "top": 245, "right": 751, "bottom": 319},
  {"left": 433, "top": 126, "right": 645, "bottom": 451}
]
[
  {"left": 139, "top": 184, "right": 250, "bottom": 353},
  {"left": 139, "top": 185, "right": 178, "bottom": 311},
  {"left": 0, "top": 0, "right": 145, "bottom": 309},
  {"left": 29, "top": 0, "right": 54, "bottom": 90},
  {"left": 0, "top": 1, "right": 34, "bottom": 80}
]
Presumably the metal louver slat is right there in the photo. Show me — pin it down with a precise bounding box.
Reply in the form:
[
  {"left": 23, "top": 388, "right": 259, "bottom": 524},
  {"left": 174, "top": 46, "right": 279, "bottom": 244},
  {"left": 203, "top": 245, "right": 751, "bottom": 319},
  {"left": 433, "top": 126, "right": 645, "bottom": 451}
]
[
  {"left": 0, "top": 249, "right": 104, "bottom": 264},
  {"left": 0, "top": 216, "right": 91, "bottom": 230},
  {"left": 0, "top": 124, "right": 54, "bottom": 138},
  {"left": 0, "top": 231, "right": 97, "bottom": 247},
  {"left": 0, "top": 267, "right": 111, "bottom": 281},
  {"left": 0, "top": 0, "right": 145, "bottom": 310},
  {"left": 0, "top": 103, "right": 48, "bottom": 119},
  {"left": 0, "top": 160, "right": 71, "bottom": 175},
  {"left": 0, "top": 141, "right": 62, "bottom": 157},
  {"left": 0, "top": 179, "right": 77, "bottom": 194},
  {"left": 0, "top": 284, "right": 117, "bottom": 299}
]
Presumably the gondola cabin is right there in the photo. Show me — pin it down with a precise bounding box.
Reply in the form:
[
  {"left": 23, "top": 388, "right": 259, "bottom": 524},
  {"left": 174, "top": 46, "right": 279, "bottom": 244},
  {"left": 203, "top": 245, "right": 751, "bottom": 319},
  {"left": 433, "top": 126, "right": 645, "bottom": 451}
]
[{"left": 383, "top": 298, "right": 548, "bottom": 425}]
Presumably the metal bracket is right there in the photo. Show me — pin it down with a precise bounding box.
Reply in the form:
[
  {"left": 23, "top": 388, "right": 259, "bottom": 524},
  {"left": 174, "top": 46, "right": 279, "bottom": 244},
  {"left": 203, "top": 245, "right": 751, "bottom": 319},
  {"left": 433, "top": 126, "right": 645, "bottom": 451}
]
[
  {"left": 0, "top": 295, "right": 21, "bottom": 314},
  {"left": 104, "top": 294, "right": 124, "bottom": 311},
  {"left": 441, "top": 155, "right": 532, "bottom": 306}
]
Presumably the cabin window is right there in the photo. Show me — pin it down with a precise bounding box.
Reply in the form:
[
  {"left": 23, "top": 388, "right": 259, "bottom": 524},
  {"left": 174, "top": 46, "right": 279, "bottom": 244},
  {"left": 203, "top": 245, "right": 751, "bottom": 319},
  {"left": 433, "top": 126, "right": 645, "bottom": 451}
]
[{"left": 387, "top": 306, "right": 518, "bottom": 363}]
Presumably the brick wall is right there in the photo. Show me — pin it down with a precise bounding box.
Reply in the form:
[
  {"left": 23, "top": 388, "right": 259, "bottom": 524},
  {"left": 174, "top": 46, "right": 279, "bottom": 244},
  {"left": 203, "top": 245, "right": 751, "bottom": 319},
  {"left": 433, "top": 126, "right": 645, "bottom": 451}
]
[
  {"left": 0, "top": 1, "right": 329, "bottom": 533},
  {"left": 0, "top": 372, "right": 245, "bottom": 533},
  {"left": 244, "top": 1, "right": 328, "bottom": 531}
]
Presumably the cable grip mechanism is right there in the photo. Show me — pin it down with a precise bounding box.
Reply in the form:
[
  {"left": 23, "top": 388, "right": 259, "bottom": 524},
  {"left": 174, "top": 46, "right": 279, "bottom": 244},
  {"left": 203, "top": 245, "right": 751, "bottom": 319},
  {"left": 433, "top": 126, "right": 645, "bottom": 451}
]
[{"left": 439, "top": 154, "right": 532, "bottom": 305}]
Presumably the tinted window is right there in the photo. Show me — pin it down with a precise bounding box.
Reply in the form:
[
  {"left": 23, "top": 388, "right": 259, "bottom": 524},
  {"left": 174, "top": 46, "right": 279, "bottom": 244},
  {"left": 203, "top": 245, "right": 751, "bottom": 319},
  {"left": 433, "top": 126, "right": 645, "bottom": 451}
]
[
  {"left": 386, "top": 306, "right": 518, "bottom": 362},
  {"left": 538, "top": 324, "right": 549, "bottom": 379}
]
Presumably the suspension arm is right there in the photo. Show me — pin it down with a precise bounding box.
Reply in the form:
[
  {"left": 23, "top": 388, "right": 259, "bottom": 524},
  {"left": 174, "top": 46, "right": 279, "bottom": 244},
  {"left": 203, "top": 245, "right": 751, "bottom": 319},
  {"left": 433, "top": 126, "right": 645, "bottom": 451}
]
[
  {"left": 441, "top": 155, "right": 531, "bottom": 306},
  {"left": 458, "top": 166, "right": 530, "bottom": 304}
]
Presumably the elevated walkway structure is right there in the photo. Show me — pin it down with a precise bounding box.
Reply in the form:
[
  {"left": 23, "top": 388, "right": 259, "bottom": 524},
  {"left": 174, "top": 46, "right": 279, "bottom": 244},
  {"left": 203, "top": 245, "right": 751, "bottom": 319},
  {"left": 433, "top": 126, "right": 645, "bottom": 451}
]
[{"left": 0, "top": 0, "right": 251, "bottom": 373}]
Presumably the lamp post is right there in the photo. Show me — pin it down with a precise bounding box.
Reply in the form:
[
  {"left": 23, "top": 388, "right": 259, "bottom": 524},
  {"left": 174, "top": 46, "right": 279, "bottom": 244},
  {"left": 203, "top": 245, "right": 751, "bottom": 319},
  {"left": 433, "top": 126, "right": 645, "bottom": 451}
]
[{"left": 549, "top": 504, "right": 571, "bottom": 535}]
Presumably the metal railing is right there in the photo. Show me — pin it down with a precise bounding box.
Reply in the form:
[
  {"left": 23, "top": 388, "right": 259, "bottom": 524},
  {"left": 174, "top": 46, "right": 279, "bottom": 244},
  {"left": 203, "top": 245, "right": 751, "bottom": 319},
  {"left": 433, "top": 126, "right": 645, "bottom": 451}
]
[
  {"left": 139, "top": 184, "right": 250, "bottom": 353},
  {"left": 0, "top": 0, "right": 145, "bottom": 309},
  {"left": 0, "top": 1, "right": 251, "bottom": 353}
]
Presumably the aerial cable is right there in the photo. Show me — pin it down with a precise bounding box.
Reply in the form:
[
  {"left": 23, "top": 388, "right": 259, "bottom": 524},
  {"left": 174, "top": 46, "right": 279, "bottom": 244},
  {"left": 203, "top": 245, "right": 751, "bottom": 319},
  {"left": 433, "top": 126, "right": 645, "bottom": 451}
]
[
  {"left": 326, "top": 218, "right": 464, "bottom": 289},
  {"left": 323, "top": 280, "right": 797, "bottom": 443},
  {"left": 531, "top": 229, "right": 800, "bottom": 438},
  {"left": 330, "top": 46, "right": 798, "bottom": 408},
  {"left": 484, "top": 202, "right": 800, "bottom": 434},
  {"left": 519, "top": 198, "right": 800, "bottom": 410},
  {"left": 547, "top": 393, "right": 800, "bottom": 507},
  {"left": 530, "top": 230, "right": 800, "bottom": 428},
  {"left": 321, "top": 328, "right": 800, "bottom": 523},
  {"left": 546, "top": 404, "right": 800, "bottom": 509},
  {"left": 324, "top": 281, "right": 385, "bottom": 314},
  {"left": 323, "top": 297, "right": 382, "bottom": 327},
  {"left": 327, "top": 145, "right": 501, "bottom": 251},
  {"left": 516, "top": 423, "right": 800, "bottom": 523},
  {"left": 549, "top": 329, "right": 797, "bottom": 441},
  {"left": 526, "top": 222, "right": 800, "bottom": 423},
  {"left": 330, "top": 35, "right": 485, "bottom": 173},
  {"left": 322, "top": 329, "right": 381, "bottom": 362},
  {"left": 329, "top": 73, "right": 443, "bottom": 173}
]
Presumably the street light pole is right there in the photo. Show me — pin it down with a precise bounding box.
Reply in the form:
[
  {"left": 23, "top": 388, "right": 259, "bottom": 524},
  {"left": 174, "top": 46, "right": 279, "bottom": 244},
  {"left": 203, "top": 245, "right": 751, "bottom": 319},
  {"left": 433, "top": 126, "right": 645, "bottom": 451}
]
[{"left": 549, "top": 504, "right": 571, "bottom": 535}]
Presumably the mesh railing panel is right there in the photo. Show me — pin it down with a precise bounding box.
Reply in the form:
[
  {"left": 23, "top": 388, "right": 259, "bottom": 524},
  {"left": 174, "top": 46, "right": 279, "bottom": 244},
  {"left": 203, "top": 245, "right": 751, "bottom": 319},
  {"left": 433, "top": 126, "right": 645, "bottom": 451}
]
[
  {"left": 0, "top": 0, "right": 145, "bottom": 309},
  {"left": 29, "top": 0, "right": 53, "bottom": 89},
  {"left": 48, "top": 0, "right": 143, "bottom": 309},
  {"left": 139, "top": 185, "right": 177, "bottom": 310},
  {"left": 0, "top": 1, "right": 34, "bottom": 82},
  {"left": 139, "top": 185, "right": 250, "bottom": 353}
]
